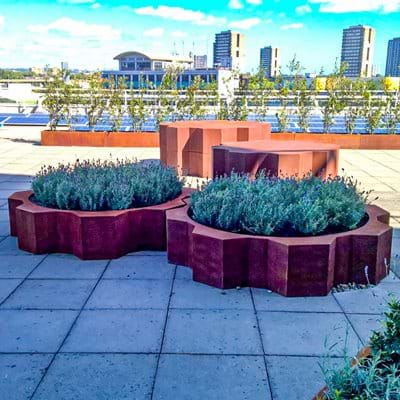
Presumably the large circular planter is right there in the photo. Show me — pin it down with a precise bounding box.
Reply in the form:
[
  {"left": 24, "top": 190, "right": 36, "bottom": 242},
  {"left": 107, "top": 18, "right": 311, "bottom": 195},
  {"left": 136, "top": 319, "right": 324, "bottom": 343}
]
[
  {"left": 8, "top": 189, "right": 192, "bottom": 260},
  {"left": 41, "top": 130, "right": 160, "bottom": 147},
  {"left": 272, "top": 133, "right": 400, "bottom": 150},
  {"left": 167, "top": 202, "right": 392, "bottom": 297}
]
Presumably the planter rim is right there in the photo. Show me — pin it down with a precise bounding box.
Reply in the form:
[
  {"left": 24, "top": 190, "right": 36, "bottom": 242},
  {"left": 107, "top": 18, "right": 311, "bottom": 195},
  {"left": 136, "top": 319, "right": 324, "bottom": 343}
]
[
  {"left": 10, "top": 188, "right": 192, "bottom": 217},
  {"left": 176, "top": 201, "right": 390, "bottom": 244}
]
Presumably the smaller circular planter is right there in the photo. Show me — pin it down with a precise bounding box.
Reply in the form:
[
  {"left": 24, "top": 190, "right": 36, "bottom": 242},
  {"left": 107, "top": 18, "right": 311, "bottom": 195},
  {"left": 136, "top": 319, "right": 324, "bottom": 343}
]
[
  {"left": 166, "top": 202, "right": 392, "bottom": 297},
  {"left": 8, "top": 189, "right": 192, "bottom": 260}
]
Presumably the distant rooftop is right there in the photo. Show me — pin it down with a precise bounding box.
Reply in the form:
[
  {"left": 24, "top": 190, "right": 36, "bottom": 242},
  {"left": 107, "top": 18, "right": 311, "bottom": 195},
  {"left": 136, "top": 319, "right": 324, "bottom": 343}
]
[{"left": 113, "top": 51, "right": 193, "bottom": 64}]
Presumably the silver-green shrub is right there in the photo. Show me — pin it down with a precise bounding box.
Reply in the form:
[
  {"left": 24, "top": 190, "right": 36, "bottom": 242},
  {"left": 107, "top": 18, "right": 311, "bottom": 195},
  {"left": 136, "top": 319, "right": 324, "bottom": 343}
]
[
  {"left": 32, "top": 159, "right": 183, "bottom": 211},
  {"left": 190, "top": 173, "right": 368, "bottom": 236}
]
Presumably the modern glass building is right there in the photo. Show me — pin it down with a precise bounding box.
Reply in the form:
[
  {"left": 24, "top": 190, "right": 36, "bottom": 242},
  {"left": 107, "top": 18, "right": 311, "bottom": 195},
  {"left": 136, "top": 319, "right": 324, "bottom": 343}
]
[
  {"left": 259, "top": 46, "right": 280, "bottom": 78},
  {"left": 385, "top": 38, "right": 400, "bottom": 77},
  {"left": 341, "top": 25, "right": 375, "bottom": 78},
  {"left": 102, "top": 51, "right": 238, "bottom": 95},
  {"left": 213, "top": 30, "right": 245, "bottom": 71}
]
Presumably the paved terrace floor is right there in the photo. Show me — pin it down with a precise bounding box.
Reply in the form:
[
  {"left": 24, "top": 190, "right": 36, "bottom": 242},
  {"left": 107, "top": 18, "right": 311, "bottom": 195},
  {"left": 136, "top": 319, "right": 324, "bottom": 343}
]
[{"left": 0, "top": 126, "right": 399, "bottom": 400}]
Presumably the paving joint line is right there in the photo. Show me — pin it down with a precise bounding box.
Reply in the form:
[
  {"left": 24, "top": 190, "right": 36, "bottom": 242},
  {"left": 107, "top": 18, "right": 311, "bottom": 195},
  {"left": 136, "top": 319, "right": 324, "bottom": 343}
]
[
  {"left": 249, "top": 287, "right": 274, "bottom": 400},
  {"left": 0, "top": 254, "right": 50, "bottom": 307},
  {"left": 150, "top": 264, "right": 177, "bottom": 400},
  {"left": 28, "top": 259, "right": 112, "bottom": 400}
]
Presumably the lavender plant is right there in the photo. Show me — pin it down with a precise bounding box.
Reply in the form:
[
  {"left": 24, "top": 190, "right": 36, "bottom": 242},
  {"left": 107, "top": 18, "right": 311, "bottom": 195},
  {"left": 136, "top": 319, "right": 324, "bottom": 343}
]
[
  {"left": 320, "top": 298, "right": 400, "bottom": 399},
  {"left": 32, "top": 159, "right": 183, "bottom": 211},
  {"left": 191, "top": 173, "right": 368, "bottom": 236}
]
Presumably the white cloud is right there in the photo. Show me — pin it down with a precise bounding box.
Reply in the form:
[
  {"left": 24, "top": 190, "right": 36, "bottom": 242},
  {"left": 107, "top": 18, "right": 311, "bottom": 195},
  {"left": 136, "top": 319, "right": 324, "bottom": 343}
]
[
  {"left": 280, "top": 22, "right": 304, "bottom": 30},
  {"left": 309, "top": 0, "right": 400, "bottom": 13},
  {"left": 296, "top": 4, "right": 312, "bottom": 14},
  {"left": 229, "top": 17, "right": 260, "bottom": 29},
  {"left": 27, "top": 18, "right": 120, "bottom": 40},
  {"left": 143, "top": 27, "right": 164, "bottom": 37},
  {"left": 171, "top": 31, "right": 188, "bottom": 38},
  {"left": 134, "top": 5, "right": 226, "bottom": 26},
  {"left": 58, "top": 0, "right": 96, "bottom": 4},
  {"left": 91, "top": 3, "right": 101, "bottom": 9},
  {"left": 246, "top": 0, "right": 262, "bottom": 4},
  {"left": 265, "top": 18, "right": 273, "bottom": 24},
  {"left": 229, "top": 0, "right": 244, "bottom": 9},
  {"left": 0, "top": 15, "right": 4, "bottom": 27}
]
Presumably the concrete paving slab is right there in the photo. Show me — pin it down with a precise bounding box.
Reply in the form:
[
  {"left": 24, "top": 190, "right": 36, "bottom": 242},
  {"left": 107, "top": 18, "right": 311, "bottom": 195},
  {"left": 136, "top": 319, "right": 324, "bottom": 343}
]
[
  {"left": 29, "top": 255, "right": 108, "bottom": 279},
  {"left": 252, "top": 290, "right": 342, "bottom": 313},
  {"left": 153, "top": 354, "right": 271, "bottom": 400},
  {"left": 346, "top": 314, "right": 383, "bottom": 345},
  {"left": 33, "top": 354, "right": 157, "bottom": 400},
  {"left": 61, "top": 309, "right": 165, "bottom": 353},
  {"left": 175, "top": 265, "right": 193, "bottom": 280},
  {"left": 104, "top": 255, "right": 175, "bottom": 280},
  {"left": 0, "top": 237, "right": 31, "bottom": 255},
  {"left": 85, "top": 279, "right": 172, "bottom": 309},
  {"left": 2, "top": 279, "right": 96, "bottom": 310},
  {"left": 0, "top": 310, "right": 77, "bottom": 352},
  {"left": 258, "top": 312, "right": 361, "bottom": 357},
  {"left": 0, "top": 255, "right": 45, "bottom": 279},
  {"left": 0, "top": 221, "right": 10, "bottom": 236},
  {"left": 163, "top": 309, "right": 263, "bottom": 355},
  {"left": 0, "top": 279, "right": 22, "bottom": 303},
  {"left": 0, "top": 354, "right": 52, "bottom": 400},
  {"left": 170, "top": 280, "right": 253, "bottom": 310},
  {"left": 333, "top": 283, "right": 400, "bottom": 314},
  {"left": 0, "top": 210, "right": 10, "bottom": 222},
  {"left": 265, "top": 356, "right": 332, "bottom": 400}
]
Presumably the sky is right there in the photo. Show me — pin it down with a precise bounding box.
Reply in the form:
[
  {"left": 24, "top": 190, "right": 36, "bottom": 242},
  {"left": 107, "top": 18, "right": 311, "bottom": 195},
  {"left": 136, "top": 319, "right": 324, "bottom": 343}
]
[{"left": 0, "top": 0, "right": 399, "bottom": 74}]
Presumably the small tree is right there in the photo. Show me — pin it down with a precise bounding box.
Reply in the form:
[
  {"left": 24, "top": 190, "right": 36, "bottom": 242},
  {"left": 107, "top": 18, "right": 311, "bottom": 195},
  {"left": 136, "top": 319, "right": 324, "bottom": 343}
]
[
  {"left": 83, "top": 72, "right": 108, "bottom": 132},
  {"left": 361, "top": 89, "right": 384, "bottom": 134},
  {"left": 127, "top": 82, "right": 147, "bottom": 132},
  {"left": 108, "top": 77, "right": 126, "bottom": 132},
  {"left": 42, "top": 70, "right": 67, "bottom": 131}
]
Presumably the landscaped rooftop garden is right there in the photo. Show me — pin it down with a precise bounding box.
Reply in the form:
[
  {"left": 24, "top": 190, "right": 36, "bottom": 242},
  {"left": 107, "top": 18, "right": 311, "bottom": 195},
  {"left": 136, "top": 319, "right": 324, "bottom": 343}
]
[
  {"left": 191, "top": 173, "right": 369, "bottom": 236},
  {"left": 31, "top": 159, "right": 183, "bottom": 211}
]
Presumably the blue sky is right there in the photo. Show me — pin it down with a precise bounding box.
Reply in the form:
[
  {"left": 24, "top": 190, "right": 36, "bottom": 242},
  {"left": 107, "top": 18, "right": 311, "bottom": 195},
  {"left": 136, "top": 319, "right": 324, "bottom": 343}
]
[{"left": 0, "top": 0, "right": 399, "bottom": 74}]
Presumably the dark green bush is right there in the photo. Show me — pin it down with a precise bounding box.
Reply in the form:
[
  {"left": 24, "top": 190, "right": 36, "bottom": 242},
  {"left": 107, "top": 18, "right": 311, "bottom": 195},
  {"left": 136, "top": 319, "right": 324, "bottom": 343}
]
[
  {"left": 320, "top": 298, "right": 400, "bottom": 399},
  {"left": 190, "top": 173, "right": 368, "bottom": 236},
  {"left": 32, "top": 159, "right": 183, "bottom": 211}
]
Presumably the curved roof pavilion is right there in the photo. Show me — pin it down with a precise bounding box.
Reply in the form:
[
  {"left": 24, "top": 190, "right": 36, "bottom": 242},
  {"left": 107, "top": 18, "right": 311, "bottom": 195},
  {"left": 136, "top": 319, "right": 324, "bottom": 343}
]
[{"left": 114, "top": 51, "right": 193, "bottom": 71}]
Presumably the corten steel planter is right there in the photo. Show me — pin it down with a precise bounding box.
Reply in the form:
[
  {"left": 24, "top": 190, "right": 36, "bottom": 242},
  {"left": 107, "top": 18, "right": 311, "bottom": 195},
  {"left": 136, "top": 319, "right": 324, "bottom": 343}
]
[
  {"left": 212, "top": 140, "right": 339, "bottom": 179},
  {"left": 8, "top": 189, "right": 192, "bottom": 260},
  {"left": 160, "top": 121, "right": 272, "bottom": 178},
  {"left": 41, "top": 130, "right": 160, "bottom": 147},
  {"left": 271, "top": 132, "right": 400, "bottom": 150},
  {"left": 167, "top": 202, "right": 392, "bottom": 297},
  {"left": 312, "top": 347, "right": 371, "bottom": 400}
]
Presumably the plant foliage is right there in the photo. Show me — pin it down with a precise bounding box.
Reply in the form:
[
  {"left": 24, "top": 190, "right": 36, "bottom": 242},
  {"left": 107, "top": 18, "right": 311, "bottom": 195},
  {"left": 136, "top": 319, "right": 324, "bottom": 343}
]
[
  {"left": 32, "top": 159, "right": 183, "bottom": 211},
  {"left": 320, "top": 298, "right": 400, "bottom": 399},
  {"left": 190, "top": 173, "right": 368, "bottom": 236}
]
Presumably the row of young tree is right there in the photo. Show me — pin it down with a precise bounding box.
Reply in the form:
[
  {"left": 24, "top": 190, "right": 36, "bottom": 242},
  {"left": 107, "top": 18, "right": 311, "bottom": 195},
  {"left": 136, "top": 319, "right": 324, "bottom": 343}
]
[{"left": 42, "top": 61, "right": 400, "bottom": 134}]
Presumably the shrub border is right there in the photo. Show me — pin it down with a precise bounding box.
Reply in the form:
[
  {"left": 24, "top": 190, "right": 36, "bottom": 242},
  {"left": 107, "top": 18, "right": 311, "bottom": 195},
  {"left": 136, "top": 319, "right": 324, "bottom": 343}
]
[
  {"left": 167, "top": 201, "right": 392, "bottom": 297},
  {"left": 9, "top": 188, "right": 192, "bottom": 259}
]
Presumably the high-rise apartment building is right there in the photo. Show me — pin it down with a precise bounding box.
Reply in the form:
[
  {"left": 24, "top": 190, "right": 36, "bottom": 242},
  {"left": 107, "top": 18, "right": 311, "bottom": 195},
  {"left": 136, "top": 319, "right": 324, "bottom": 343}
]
[
  {"left": 259, "top": 46, "right": 280, "bottom": 78},
  {"left": 385, "top": 38, "right": 400, "bottom": 77},
  {"left": 193, "top": 55, "right": 208, "bottom": 69},
  {"left": 213, "top": 30, "right": 245, "bottom": 70},
  {"left": 341, "top": 25, "right": 375, "bottom": 78}
]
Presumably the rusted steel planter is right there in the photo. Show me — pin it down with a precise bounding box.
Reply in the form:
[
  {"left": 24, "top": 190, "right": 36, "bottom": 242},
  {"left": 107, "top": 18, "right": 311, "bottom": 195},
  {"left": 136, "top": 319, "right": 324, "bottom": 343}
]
[
  {"left": 271, "top": 133, "right": 400, "bottom": 150},
  {"left": 312, "top": 347, "right": 372, "bottom": 400},
  {"left": 41, "top": 130, "right": 160, "bottom": 147},
  {"left": 8, "top": 189, "right": 192, "bottom": 260},
  {"left": 212, "top": 140, "right": 339, "bottom": 179},
  {"left": 167, "top": 202, "right": 392, "bottom": 297},
  {"left": 160, "top": 121, "right": 272, "bottom": 177}
]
